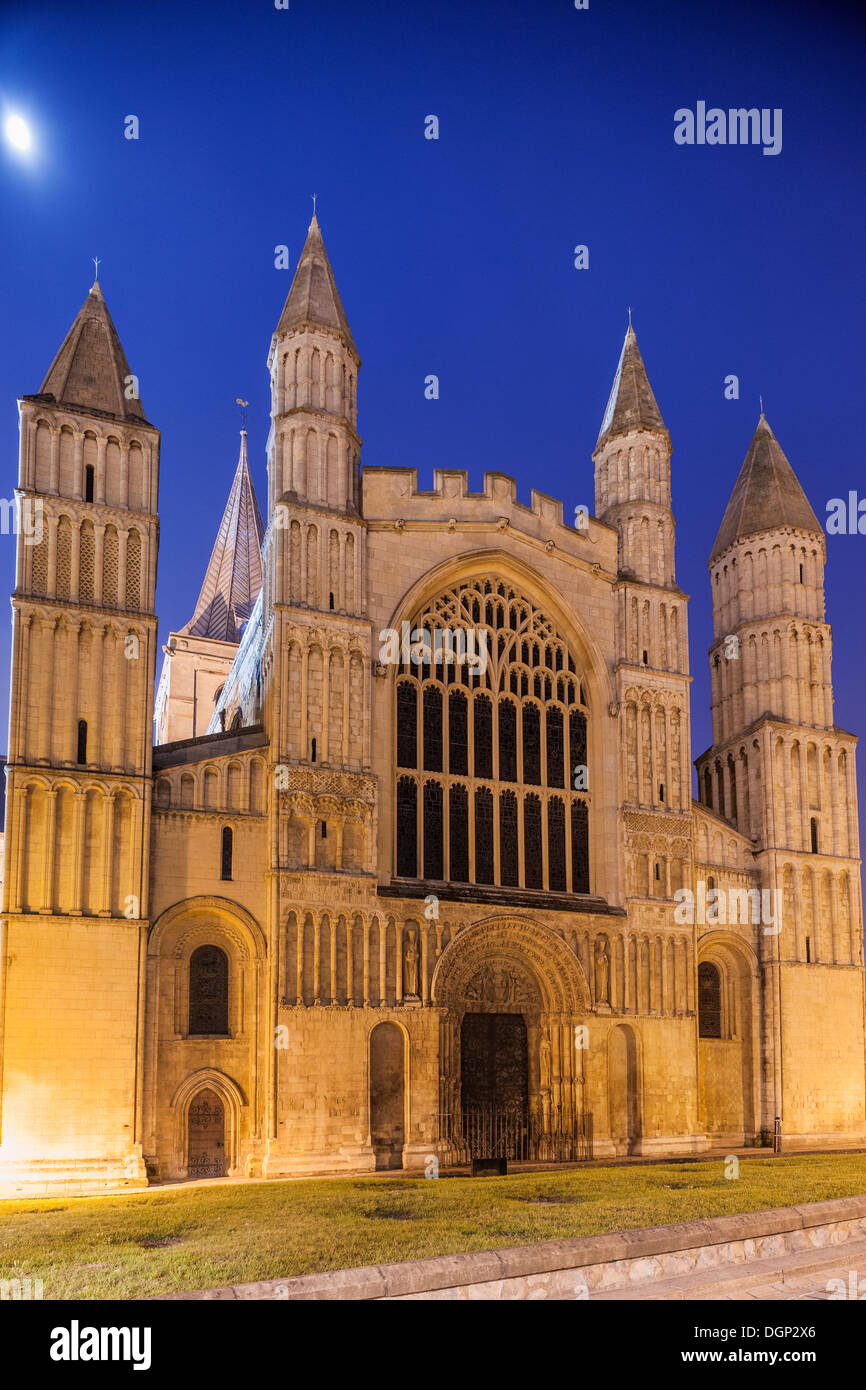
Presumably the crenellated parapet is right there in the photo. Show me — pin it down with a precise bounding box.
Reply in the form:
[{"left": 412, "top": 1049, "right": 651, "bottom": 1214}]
[{"left": 362, "top": 466, "right": 615, "bottom": 571}]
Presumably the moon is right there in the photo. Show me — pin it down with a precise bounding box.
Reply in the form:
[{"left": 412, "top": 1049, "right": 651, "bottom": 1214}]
[{"left": 4, "top": 114, "right": 32, "bottom": 152}]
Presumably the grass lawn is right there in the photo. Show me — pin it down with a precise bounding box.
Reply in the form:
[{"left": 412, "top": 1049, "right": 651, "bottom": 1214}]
[{"left": 2, "top": 1153, "right": 866, "bottom": 1300}]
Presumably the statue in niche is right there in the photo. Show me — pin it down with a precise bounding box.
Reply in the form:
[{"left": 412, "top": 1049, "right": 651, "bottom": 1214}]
[
  {"left": 539, "top": 1033, "right": 552, "bottom": 1091},
  {"left": 403, "top": 931, "right": 420, "bottom": 997},
  {"left": 595, "top": 939, "right": 610, "bottom": 1005}
]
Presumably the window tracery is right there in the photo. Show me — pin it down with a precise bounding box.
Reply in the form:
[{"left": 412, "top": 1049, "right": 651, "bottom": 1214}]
[{"left": 394, "top": 578, "right": 590, "bottom": 893}]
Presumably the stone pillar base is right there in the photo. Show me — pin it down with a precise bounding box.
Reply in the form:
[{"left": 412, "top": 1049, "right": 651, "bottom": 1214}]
[
  {"left": 631, "top": 1133, "right": 709, "bottom": 1157},
  {"left": 780, "top": 1129, "right": 866, "bottom": 1151},
  {"left": 401, "top": 1142, "right": 442, "bottom": 1172},
  {"left": 0, "top": 1149, "right": 148, "bottom": 1198}
]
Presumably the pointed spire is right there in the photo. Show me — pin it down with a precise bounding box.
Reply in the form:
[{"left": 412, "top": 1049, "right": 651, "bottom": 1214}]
[
  {"left": 34, "top": 280, "right": 149, "bottom": 423},
  {"left": 182, "top": 431, "right": 266, "bottom": 643},
  {"left": 710, "top": 415, "right": 822, "bottom": 561},
  {"left": 595, "top": 324, "right": 666, "bottom": 449},
  {"left": 275, "top": 215, "right": 358, "bottom": 356}
]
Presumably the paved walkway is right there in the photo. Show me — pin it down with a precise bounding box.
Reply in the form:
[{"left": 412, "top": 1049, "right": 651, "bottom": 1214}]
[{"left": 594, "top": 1235, "right": 866, "bottom": 1300}]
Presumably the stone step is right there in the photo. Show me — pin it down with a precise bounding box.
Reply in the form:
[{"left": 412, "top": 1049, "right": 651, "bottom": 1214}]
[{"left": 591, "top": 1235, "right": 866, "bottom": 1300}]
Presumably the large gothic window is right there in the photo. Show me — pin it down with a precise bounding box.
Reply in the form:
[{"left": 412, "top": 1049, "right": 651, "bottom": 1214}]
[{"left": 393, "top": 578, "right": 591, "bottom": 893}]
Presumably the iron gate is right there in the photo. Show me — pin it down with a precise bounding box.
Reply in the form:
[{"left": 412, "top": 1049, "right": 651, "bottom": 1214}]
[{"left": 442, "top": 1105, "right": 594, "bottom": 1164}]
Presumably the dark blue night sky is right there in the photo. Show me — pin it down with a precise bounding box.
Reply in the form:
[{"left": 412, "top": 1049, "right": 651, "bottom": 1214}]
[{"left": 1, "top": 0, "right": 864, "bottom": 813}]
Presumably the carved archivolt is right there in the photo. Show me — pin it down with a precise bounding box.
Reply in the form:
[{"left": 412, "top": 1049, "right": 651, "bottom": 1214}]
[{"left": 432, "top": 914, "right": 591, "bottom": 1015}]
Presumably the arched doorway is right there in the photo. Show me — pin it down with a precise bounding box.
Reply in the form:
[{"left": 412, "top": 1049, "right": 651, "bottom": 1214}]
[
  {"left": 608, "top": 1025, "right": 640, "bottom": 1155},
  {"left": 369, "top": 1023, "right": 406, "bottom": 1169},
  {"left": 187, "top": 1088, "right": 226, "bottom": 1178},
  {"left": 461, "top": 1011, "right": 529, "bottom": 1158},
  {"left": 697, "top": 937, "right": 758, "bottom": 1146},
  {"left": 432, "top": 916, "right": 593, "bottom": 1164}
]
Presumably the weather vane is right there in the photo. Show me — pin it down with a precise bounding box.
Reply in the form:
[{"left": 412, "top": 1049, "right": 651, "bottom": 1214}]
[
  {"left": 759, "top": 394, "right": 764, "bottom": 415},
  {"left": 311, "top": 192, "right": 317, "bottom": 217},
  {"left": 628, "top": 306, "right": 632, "bottom": 326},
  {"left": 92, "top": 256, "right": 101, "bottom": 282},
  {"left": 236, "top": 397, "right": 249, "bottom": 430}
]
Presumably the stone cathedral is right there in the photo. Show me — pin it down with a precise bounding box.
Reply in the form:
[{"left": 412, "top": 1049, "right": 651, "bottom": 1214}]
[{"left": 1, "top": 216, "right": 864, "bottom": 1195}]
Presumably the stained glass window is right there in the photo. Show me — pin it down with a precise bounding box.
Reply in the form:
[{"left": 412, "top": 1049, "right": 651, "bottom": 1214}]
[
  {"left": 449, "top": 784, "right": 469, "bottom": 881},
  {"left": 522, "top": 704, "right": 541, "bottom": 785},
  {"left": 474, "top": 694, "right": 493, "bottom": 779},
  {"left": 571, "top": 799, "right": 589, "bottom": 893},
  {"left": 396, "top": 681, "right": 417, "bottom": 768},
  {"left": 449, "top": 690, "right": 468, "bottom": 775},
  {"left": 396, "top": 777, "right": 417, "bottom": 877},
  {"left": 698, "top": 962, "right": 722, "bottom": 1038},
  {"left": 423, "top": 781, "right": 443, "bottom": 879},
  {"left": 523, "top": 795, "right": 542, "bottom": 889},
  {"left": 423, "top": 687, "right": 442, "bottom": 772},
  {"left": 393, "top": 579, "right": 591, "bottom": 894},
  {"left": 570, "top": 708, "right": 587, "bottom": 771},
  {"left": 546, "top": 707, "right": 564, "bottom": 788},
  {"left": 499, "top": 790, "right": 519, "bottom": 886},
  {"left": 475, "top": 787, "right": 494, "bottom": 884},
  {"left": 189, "top": 945, "right": 229, "bottom": 1036},
  {"left": 499, "top": 700, "right": 517, "bottom": 782},
  {"left": 548, "top": 797, "right": 566, "bottom": 892}
]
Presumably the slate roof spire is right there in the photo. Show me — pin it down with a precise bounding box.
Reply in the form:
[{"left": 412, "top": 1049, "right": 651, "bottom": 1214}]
[
  {"left": 275, "top": 214, "right": 358, "bottom": 357},
  {"left": 595, "top": 324, "right": 666, "bottom": 448},
  {"left": 710, "top": 414, "right": 822, "bottom": 561},
  {"left": 182, "top": 430, "right": 265, "bottom": 643},
  {"left": 35, "top": 278, "right": 150, "bottom": 424}
]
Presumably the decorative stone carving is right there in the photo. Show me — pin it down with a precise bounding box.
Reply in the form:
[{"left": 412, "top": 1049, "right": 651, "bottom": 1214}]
[
  {"left": 403, "top": 930, "right": 420, "bottom": 998},
  {"left": 464, "top": 964, "right": 529, "bottom": 1006},
  {"left": 595, "top": 938, "right": 610, "bottom": 1005}
]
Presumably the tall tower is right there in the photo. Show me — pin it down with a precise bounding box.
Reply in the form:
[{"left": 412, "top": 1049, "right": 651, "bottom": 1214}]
[
  {"left": 155, "top": 429, "right": 264, "bottom": 743},
  {"left": 262, "top": 214, "right": 369, "bottom": 766},
  {"left": 696, "top": 415, "right": 866, "bottom": 1145},
  {"left": 261, "top": 217, "right": 374, "bottom": 1175},
  {"left": 594, "top": 326, "right": 693, "bottom": 901},
  {"left": 0, "top": 279, "right": 159, "bottom": 1193}
]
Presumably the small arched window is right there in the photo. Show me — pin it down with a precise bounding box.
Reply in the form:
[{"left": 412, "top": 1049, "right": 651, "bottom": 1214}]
[
  {"left": 84, "top": 464, "right": 95, "bottom": 503},
  {"left": 698, "top": 961, "right": 722, "bottom": 1039},
  {"left": 810, "top": 818, "right": 819, "bottom": 854},
  {"left": 221, "top": 825, "right": 233, "bottom": 880},
  {"left": 77, "top": 719, "right": 87, "bottom": 764},
  {"left": 188, "top": 944, "right": 229, "bottom": 1036}
]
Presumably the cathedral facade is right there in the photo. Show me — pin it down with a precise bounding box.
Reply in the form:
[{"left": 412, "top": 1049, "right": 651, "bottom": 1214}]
[{"left": 1, "top": 217, "right": 864, "bottom": 1194}]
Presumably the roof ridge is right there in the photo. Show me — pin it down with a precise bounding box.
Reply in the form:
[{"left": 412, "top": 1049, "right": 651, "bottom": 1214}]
[
  {"left": 181, "top": 431, "right": 265, "bottom": 643},
  {"left": 37, "top": 281, "right": 149, "bottom": 424},
  {"left": 710, "top": 416, "right": 822, "bottom": 561}
]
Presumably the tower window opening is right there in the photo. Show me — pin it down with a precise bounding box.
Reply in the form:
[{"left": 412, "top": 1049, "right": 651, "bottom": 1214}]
[
  {"left": 76, "top": 719, "right": 87, "bottom": 764},
  {"left": 654, "top": 862, "right": 660, "bottom": 881},
  {"left": 329, "top": 591, "right": 335, "bottom": 610},
  {"left": 321, "top": 820, "right": 327, "bottom": 839},
  {"left": 311, "top": 737, "right": 317, "bottom": 763},
  {"left": 805, "top": 935, "right": 811, "bottom": 963},
  {"left": 642, "top": 650, "right": 648, "bottom": 665},
  {"left": 810, "top": 817, "right": 818, "bottom": 854},
  {"left": 220, "top": 825, "right": 233, "bottom": 880},
  {"left": 84, "top": 465, "right": 94, "bottom": 503},
  {"left": 658, "top": 783, "right": 665, "bottom": 802},
  {"left": 799, "top": 564, "right": 804, "bottom": 583}
]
